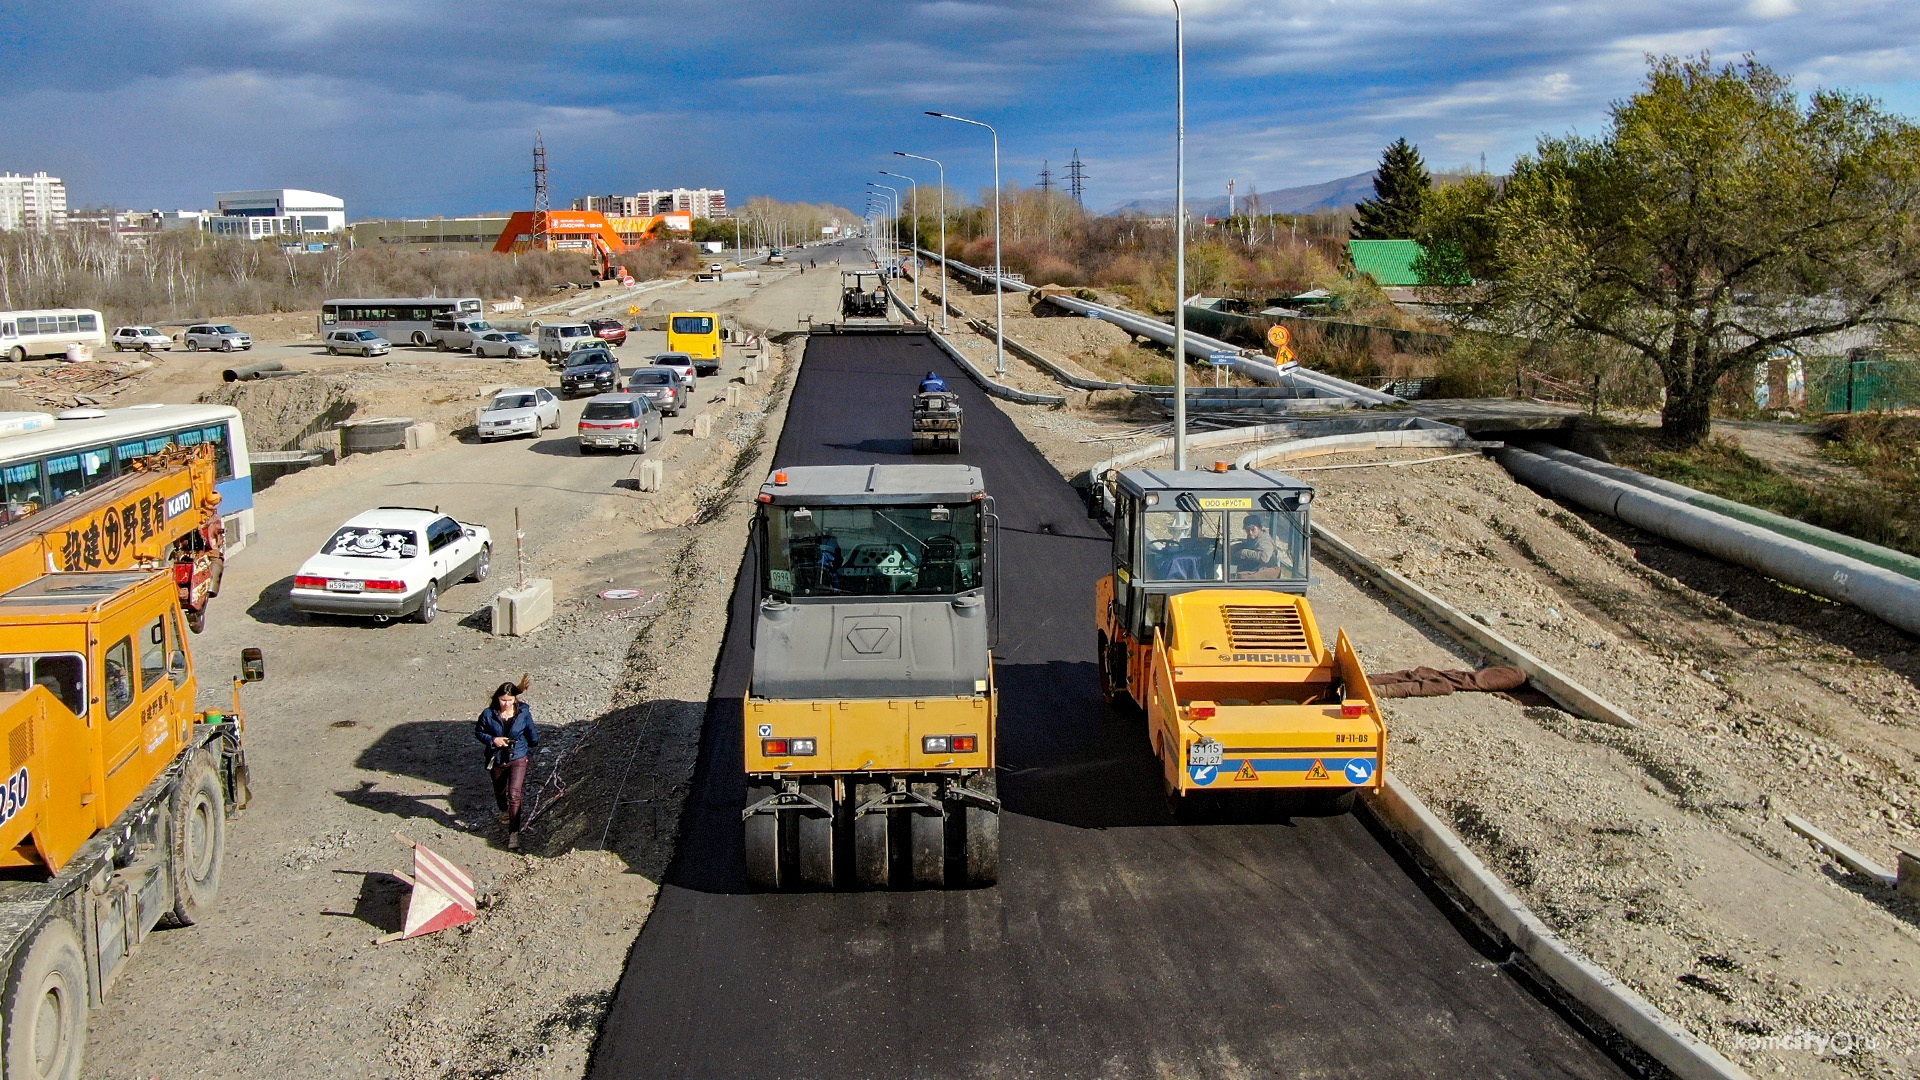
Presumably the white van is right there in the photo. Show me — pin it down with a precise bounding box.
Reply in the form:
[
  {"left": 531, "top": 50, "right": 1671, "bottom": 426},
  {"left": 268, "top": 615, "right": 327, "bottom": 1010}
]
[
  {"left": 428, "top": 315, "right": 493, "bottom": 351},
  {"left": 537, "top": 322, "right": 595, "bottom": 361}
]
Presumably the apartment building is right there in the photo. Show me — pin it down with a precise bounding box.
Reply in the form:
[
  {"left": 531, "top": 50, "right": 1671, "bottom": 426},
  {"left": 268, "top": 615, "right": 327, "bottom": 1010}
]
[
  {"left": 572, "top": 187, "right": 727, "bottom": 219},
  {"left": 0, "top": 172, "right": 68, "bottom": 231}
]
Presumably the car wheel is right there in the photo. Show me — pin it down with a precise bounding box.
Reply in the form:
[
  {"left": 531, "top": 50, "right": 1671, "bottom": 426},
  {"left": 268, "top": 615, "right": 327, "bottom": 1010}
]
[
  {"left": 469, "top": 545, "right": 491, "bottom": 583},
  {"left": 221, "top": 343, "right": 232, "bottom": 352},
  {"left": 326, "top": 346, "right": 337, "bottom": 355},
  {"left": 414, "top": 581, "right": 438, "bottom": 624},
  {"left": 112, "top": 342, "right": 123, "bottom": 352},
  {"left": 186, "top": 341, "right": 199, "bottom": 352}
]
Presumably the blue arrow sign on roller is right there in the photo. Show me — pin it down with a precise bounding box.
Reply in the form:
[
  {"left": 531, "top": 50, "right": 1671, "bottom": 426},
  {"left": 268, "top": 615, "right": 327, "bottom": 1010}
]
[{"left": 1207, "top": 352, "right": 1236, "bottom": 366}]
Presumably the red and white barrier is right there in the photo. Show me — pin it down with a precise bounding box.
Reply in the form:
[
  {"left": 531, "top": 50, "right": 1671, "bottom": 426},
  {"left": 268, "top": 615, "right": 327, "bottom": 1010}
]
[{"left": 378, "top": 833, "right": 478, "bottom": 942}]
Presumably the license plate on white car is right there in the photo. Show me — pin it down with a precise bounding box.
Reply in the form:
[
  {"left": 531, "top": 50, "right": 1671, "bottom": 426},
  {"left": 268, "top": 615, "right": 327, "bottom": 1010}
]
[{"left": 326, "top": 580, "right": 364, "bottom": 593}]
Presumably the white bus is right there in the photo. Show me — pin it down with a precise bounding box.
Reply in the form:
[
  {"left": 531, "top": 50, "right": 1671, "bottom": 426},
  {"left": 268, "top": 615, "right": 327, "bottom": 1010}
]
[
  {"left": 0, "top": 404, "right": 255, "bottom": 551},
  {"left": 318, "top": 297, "right": 483, "bottom": 346},
  {"left": 0, "top": 308, "right": 108, "bottom": 362}
]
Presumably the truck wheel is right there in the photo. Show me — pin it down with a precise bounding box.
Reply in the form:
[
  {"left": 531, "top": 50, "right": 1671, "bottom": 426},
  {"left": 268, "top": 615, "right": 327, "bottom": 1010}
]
[
  {"left": 166, "top": 752, "right": 226, "bottom": 925},
  {"left": 908, "top": 783, "right": 944, "bottom": 888},
  {"left": 414, "top": 581, "right": 438, "bottom": 624},
  {"left": 3, "top": 917, "right": 86, "bottom": 1080},
  {"left": 795, "top": 783, "right": 836, "bottom": 890},
  {"left": 743, "top": 784, "right": 781, "bottom": 890},
  {"left": 959, "top": 773, "right": 999, "bottom": 887},
  {"left": 851, "top": 784, "right": 889, "bottom": 889}
]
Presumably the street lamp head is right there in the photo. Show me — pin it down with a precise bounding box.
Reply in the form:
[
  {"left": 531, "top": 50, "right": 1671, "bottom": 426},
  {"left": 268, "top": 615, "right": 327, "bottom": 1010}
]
[{"left": 925, "top": 111, "right": 946, "bottom": 118}]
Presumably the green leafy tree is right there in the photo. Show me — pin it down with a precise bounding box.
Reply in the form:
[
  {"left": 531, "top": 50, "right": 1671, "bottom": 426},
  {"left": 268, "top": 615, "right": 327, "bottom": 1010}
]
[
  {"left": 1453, "top": 55, "right": 1920, "bottom": 445},
  {"left": 1350, "top": 138, "right": 1431, "bottom": 239}
]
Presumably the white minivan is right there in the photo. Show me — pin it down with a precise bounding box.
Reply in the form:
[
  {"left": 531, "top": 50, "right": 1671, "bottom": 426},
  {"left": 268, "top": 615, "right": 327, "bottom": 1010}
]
[{"left": 537, "top": 322, "right": 595, "bottom": 363}]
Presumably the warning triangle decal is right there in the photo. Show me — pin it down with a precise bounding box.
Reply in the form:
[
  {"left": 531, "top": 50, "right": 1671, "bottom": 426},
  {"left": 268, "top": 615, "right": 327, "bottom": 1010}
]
[
  {"left": 1234, "top": 759, "right": 1259, "bottom": 781},
  {"left": 1304, "top": 759, "right": 1330, "bottom": 781}
]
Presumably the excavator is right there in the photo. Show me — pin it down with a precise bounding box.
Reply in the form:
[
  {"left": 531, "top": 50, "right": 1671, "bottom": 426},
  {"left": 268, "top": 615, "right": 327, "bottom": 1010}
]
[{"left": 1094, "top": 464, "right": 1385, "bottom": 815}]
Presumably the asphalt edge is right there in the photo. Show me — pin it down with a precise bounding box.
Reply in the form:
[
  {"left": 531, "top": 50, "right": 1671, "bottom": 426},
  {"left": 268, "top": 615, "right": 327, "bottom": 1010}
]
[
  {"left": 1363, "top": 776, "right": 1753, "bottom": 1080},
  {"left": 884, "top": 277, "right": 1068, "bottom": 406}
]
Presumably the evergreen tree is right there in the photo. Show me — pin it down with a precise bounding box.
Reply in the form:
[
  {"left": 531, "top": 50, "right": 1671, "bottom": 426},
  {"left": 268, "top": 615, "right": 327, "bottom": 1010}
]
[{"left": 1350, "top": 138, "right": 1431, "bottom": 239}]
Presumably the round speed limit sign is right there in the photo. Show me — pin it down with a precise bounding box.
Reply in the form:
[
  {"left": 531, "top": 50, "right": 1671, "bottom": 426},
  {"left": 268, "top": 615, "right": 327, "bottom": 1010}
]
[{"left": 1267, "top": 324, "right": 1291, "bottom": 349}]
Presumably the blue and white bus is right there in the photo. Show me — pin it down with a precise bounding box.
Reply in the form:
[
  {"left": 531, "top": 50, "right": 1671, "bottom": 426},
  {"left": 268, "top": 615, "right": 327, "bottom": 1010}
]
[{"left": 0, "top": 404, "right": 254, "bottom": 551}]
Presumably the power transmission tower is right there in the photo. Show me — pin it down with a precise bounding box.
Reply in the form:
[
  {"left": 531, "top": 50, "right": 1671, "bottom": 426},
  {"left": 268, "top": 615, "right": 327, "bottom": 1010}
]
[
  {"left": 532, "top": 131, "right": 550, "bottom": 248},
  {"left": 1037, "top": 161, "right": 1053, "bottom": 194},
  {"left": 1066, "top": 150, "right": 1087, "bottom": 207}
]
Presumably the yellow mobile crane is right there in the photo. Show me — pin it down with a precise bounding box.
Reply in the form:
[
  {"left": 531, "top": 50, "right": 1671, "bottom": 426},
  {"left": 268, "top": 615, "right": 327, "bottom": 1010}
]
[
  {"left": 1095, "top": 466, "right": 1384, "bottom": 815},
  {"left": 744, "top": 464, "right": 998, "bottom": 889},
  {"left": 0, "top": 444, "right": 260, "bottom": 1080}
]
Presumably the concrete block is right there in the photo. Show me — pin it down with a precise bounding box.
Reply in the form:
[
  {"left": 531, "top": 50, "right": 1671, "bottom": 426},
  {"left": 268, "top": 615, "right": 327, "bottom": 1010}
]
[
  {"left": 404, "top": 422, "right": 438, "bottom": 449},
  {"left": 1899, "top": 848, "right": 1920, "bottom": 900},
  {"left": 744, "top": 368, "right": 760, "bottom": 386},
  {"left": 638, "top": 459, "right": 664, "bottom": 492},
  {"left": 693, "top": 413, "right": 713, "bottom": 439},
  {"left": 491, "top": 578, "right": 554, "bottom": 637},
  {"left": 725, "top": 385, "right": 742, "bottom": 407}
]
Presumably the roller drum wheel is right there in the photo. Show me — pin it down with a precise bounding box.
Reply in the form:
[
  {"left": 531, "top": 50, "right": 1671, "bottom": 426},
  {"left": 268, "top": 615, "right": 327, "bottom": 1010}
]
[
  {"left": 795, "top": 782, "right": 836, "bottom": 889},
  {"left": 959, "top": 772, "right": 999, "bottom": 887},
  {"left": 908, "top": 782, "right": 945, "bottom": 888},
  {"left": 743, "top": 784, "right": 781, "bottom": 890},
  {"left": 851, "top": 783, "right": 889, "bottom": 889},
  {"left": 3, "top": 917, "right": 87, "bottom": 1080}
]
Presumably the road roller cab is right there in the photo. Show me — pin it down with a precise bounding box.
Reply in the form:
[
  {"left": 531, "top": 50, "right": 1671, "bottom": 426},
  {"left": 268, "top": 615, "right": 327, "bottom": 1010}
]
[
  {"left": 745, "top": 464, "right": 999, "bottom": 890},
  {"left": 1094, "top": 466, "right": 1385, "bottom": 813}
]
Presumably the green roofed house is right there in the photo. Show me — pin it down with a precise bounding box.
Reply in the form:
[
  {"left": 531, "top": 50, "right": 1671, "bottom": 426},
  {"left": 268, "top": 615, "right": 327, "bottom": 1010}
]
[{"left": 1347, "top": 239, "right": 1426, "bottom": 286}]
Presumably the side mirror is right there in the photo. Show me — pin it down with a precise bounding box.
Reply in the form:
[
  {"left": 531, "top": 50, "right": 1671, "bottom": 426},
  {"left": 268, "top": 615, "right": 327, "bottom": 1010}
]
[
  {"left": 463, "top": 527, "right": 476, "bottom": 538},
  {"left": 240, "top": 647, "right": 265, "bottom": 683}
]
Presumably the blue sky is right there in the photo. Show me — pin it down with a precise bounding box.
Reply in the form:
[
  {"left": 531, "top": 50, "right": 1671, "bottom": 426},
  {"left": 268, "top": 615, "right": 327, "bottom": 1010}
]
[{"left": 9, "top": 0, "right": 1920, "bottom": 219}]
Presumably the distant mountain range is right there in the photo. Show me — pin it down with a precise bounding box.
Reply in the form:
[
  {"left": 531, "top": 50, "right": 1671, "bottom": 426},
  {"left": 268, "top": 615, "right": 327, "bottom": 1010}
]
[{"left": 1101, "top": 171, "right": 1376, "bottom": 218}]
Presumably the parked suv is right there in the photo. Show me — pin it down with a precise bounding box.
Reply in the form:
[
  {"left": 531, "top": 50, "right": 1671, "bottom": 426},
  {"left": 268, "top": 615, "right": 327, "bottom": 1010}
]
[
  {"left": 324, "top": 329, "right": 390, "bottom": 356},
  {"left": 183, "top": 324, "right": 252, "bottom": 352},
  {"left": 626, "top": 367, "right": 688, "bottom": 416},
  {"left": 537, "top": 322, "right": 595, "bottom": 363},
  {"left": 559, "top": 346, "right": 621, "bottom": 398},
  {"left": 429, "top": 315, "right": 493, "bottom": 352},
  {"left": 576, "top": 394, "right": 662, "bottom": 454},
  {"left": 587, "top": 317, "right": 628, "bottom": 346}
]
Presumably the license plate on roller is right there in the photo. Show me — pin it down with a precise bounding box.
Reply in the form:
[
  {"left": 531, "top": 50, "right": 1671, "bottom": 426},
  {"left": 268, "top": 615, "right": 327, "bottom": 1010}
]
[
  {"left": 326, "top": 580, "right": 364, "bottom": 593},
  {"left": 1189, "top": 740, "right": 1224, "bottom": 767}
]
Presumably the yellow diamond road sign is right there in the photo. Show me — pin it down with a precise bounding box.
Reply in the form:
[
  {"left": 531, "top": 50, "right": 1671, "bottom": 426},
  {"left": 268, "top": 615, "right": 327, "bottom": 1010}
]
[{"left": 628, "top": 305, "right": 640, "bottom": 315}]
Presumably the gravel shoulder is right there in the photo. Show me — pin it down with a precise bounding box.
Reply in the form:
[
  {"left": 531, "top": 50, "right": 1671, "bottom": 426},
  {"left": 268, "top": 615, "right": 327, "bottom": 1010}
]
[{"left": 79, "top": 264, "right": 835, "bottom": 1080}]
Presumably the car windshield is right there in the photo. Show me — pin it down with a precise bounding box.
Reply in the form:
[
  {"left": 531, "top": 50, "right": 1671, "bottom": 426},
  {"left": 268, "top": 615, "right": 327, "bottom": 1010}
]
[
  {"left": 466, "top": 321, "right": 492, "bottom": 332},
  {"left": 764, "top": 503, "right": 983, "bottom": 598},
  {"left": 566, "top": 352, "right": 612, "bottom": 367},
  {"left": 354, "top": 331, "right": 379, "bottom": 340},
  {"left": 214, "top": 325, "right": 240, "bottom": 334},
  {"left": 559, "top": 326, "right": 589, "bottom": 338},
  {"left": 502, "top": 333, "right": 529, "bottom": 342},
  {"left": 489, "top": 395, "right": 537, "bottom": 410},
  {"left": 582, "top": 401, "right": 637, "bottom": 420},
  {"left": 323, "top": 527, "right": 419, "bottom": 559},
  {"left": 671, "top": 316, "right": 714, "bottom": 335},
  {"left": 132, "top": 328, "right": 155, "bottom": 335},
  {"left": 655, "top": 354, "right": 690, "bottom": 366},
  {"left": 630, "top": 371, "right": 672, "bottom": 385}
]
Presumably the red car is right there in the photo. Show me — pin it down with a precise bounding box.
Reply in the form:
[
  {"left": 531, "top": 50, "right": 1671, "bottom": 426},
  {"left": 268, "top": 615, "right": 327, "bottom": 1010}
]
[{"left": 588, "top": 318, "right": 628, "bottom": 346}]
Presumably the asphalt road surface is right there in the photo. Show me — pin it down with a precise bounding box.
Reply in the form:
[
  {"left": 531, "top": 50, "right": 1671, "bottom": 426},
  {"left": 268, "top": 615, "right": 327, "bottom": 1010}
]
[{"left": 588, "top": 331, "right": 1632, "bottom": 1079}]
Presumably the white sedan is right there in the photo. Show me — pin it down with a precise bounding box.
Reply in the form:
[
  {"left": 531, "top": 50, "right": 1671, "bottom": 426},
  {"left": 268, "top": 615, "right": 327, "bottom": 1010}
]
[
  {"left": 475, "top": 331, "right": 538, "bottom": 359},
  {"left": 289, "top": 507, "right": 491, "bottom": 624},
  {"left": 111, "top": 326, "right": 173, "bottom": 352},
  {"left": 476, "top": 387, "right": 560, "bottom": 440}
]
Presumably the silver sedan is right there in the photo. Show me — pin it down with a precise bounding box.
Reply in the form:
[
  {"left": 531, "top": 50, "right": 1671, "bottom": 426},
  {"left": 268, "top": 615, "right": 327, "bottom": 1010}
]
[
  {"left": 475, "top": 331, "right": 539, "bottom": 359},
  {"left": 476, "top": 387, "right": 561, "bottom": 440}
]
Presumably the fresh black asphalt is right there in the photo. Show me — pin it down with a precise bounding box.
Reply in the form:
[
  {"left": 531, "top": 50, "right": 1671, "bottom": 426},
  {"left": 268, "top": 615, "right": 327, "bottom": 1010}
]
[{"left": 587, "top": 283, "right": 1632, "bottom": 1078}]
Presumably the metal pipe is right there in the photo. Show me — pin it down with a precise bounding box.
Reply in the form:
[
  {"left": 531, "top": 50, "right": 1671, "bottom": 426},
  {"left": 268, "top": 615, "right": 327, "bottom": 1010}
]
[
  {"left": 1496, "top": 446, "right": 1920, "bottom": 636},
  {"left": 896, "top": 152, "right": 948, "bottom": 332},
  {"left": 222, "top": 360, "right": 287, "bottom": 382},
  {"left": 1524, "top": 444, "right": 1920, "bottom": 583}
]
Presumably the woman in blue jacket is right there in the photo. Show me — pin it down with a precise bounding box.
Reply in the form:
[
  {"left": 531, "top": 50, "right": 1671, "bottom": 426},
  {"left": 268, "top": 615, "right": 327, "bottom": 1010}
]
[{"left": 474, "top": 680, "right": 539, "bottom": 850}]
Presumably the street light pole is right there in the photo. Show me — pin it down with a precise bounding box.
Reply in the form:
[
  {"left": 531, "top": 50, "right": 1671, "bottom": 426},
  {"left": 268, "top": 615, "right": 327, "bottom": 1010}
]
[
  {"left": 896, "top": 151, "right": 947, "bottom": 332},
  {"left": 880, "top": 170, "right": 918, "bottom": 316},
  {"left": 867, "top": 183, "right": 898, "bottom": 261},
  {"left": 928, "top": 110, "right": 1004, "bottom": 376},
  {"left": 1171, "top": 0, "right": 1188, "bottom": 471}
]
